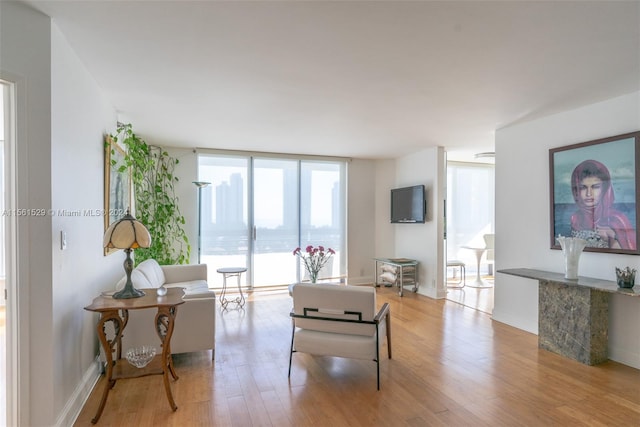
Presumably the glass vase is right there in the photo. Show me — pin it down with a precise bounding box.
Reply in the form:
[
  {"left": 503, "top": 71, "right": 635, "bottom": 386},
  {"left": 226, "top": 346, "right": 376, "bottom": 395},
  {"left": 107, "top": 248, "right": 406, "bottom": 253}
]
[
  {"left": 556, "top": 236, "right": 587, "bottom": 280},
  {"left": 309, "top": 271, "right": 318, "bottom": 284}
]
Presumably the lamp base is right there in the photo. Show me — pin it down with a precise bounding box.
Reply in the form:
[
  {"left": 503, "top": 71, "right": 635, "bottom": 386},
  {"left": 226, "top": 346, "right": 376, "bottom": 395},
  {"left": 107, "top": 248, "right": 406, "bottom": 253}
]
[
  {"left": 112, "top": 248, "right": 145, "bottom": 299},
  {"left": 113, "top": 286, "right": 145, "bottom": 299}
]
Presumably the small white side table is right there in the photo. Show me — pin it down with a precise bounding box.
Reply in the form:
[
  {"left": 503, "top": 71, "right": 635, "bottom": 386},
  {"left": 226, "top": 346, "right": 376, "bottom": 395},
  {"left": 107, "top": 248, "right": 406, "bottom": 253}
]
[
  {"left": 461, "top": 246, "right": 492, "bottom": 288},
  {"left": 217, "top": 267, "right": 247, "bottom": 309}
]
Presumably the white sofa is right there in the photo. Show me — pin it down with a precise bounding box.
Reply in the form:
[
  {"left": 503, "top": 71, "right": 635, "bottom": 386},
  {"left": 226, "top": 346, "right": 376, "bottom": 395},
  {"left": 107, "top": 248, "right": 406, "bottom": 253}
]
[{"left": 114, "top": 259, "right": 216, "bottom": 359}]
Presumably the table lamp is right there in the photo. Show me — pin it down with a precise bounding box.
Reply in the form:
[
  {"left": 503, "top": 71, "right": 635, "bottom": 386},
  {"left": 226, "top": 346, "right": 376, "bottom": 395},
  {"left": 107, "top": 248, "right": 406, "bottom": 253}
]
[{"left": 103, "top": 210, "right": 152, "bottom": 299}]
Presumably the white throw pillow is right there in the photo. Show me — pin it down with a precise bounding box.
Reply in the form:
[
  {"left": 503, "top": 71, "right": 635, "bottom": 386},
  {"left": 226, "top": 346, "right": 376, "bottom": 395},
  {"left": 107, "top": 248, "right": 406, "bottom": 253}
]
[
  {"left": 381, "top": 264, "right": 397, "bottom": 274},
  {"left": 136, "top": 259, "right": 166, "bottom": 288},
  {"left": 379, "top": 271, "right": 396, "bottom": 283},
  {"left": 115, "top": 269, "right": 154, "bottom": 290}
]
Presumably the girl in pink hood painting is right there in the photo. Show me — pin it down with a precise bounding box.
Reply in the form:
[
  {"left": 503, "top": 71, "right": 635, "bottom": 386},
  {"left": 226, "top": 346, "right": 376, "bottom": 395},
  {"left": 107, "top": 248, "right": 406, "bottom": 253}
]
[{"left": 570, "top": 159, "right": 636, "bottom": 250}]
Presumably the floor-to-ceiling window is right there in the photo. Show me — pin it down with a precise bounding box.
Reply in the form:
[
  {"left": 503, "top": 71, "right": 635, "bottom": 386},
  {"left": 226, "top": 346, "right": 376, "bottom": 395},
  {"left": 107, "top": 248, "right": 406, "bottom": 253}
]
[
  {"left": 299, "top": 161, "right": 343, "bottom": 281},
  {"left": 252, "top": 157, "right": 298, "bottom": 286},
  {"left": 198, "top": 153, "right": 346, "bottom": 289},
  {"left": 196, "top": 155, "right": 249, "bottom": 287},
  {"left": 446, "top": 161, "right": 495, "bottom": 273}
]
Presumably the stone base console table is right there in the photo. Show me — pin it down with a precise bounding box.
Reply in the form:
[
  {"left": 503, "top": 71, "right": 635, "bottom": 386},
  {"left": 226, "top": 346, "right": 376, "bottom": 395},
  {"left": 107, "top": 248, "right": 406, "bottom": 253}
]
[{"left": 499, "top": 268, "right": 639, "bottom": 366}]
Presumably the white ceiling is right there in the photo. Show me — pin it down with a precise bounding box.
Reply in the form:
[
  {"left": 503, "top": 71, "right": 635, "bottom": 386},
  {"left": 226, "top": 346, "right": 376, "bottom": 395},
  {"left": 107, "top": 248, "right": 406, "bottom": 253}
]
[{"left": 25, "top": 0, "right": 640, "bottom": 160}]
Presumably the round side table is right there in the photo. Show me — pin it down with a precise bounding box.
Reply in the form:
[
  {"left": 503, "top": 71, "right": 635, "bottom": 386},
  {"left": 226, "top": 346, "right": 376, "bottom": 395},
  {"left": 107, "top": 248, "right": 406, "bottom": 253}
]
[
  {"left": 461, "top": 246, "right": 492, "bottom": 288},
  {"left": 217, "top": 267, "right": 247, "bottom": 309}
]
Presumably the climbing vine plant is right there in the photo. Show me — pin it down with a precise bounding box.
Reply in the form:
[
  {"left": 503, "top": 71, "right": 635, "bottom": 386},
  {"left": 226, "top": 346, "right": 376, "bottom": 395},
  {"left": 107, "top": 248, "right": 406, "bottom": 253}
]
[{"left": 109, "top": 123, "right": 190, "bottom": 265}]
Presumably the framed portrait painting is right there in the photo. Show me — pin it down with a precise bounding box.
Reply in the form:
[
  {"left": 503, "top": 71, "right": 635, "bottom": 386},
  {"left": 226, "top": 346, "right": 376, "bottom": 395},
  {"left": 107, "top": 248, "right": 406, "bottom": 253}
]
[
  {"left": 549, "top": 131, "right": 640, "bottom": 255},
  {"left": 104, "top": 135, "right": 131, "bottom": 255}
]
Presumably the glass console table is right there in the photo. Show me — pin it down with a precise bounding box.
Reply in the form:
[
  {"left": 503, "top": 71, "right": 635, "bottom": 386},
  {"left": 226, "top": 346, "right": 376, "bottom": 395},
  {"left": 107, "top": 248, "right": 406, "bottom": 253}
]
[{"left": 374, "top": 257, "right": 419, "bottom": 297}]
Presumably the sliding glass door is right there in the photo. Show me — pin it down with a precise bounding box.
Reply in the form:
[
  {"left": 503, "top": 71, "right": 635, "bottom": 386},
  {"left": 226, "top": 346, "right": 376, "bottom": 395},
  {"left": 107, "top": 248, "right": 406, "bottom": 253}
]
[
  {"left": 198, "top": 155, "right": 249, "bottom": 288},
  {"left": 198, "top": 153, "right": 346, "bottom": 288},
  {"left": 252, "top": 158, "right": 299, "bottom": 286},
  {"left": 299, "top": 161, "right": 344, "bottom": 281}
]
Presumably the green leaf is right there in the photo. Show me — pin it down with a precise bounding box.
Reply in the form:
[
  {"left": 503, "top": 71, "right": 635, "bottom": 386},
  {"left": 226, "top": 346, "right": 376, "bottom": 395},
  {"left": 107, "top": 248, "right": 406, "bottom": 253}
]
[{"left": 113, "top": 122, "right": 191, "bottom": 267}]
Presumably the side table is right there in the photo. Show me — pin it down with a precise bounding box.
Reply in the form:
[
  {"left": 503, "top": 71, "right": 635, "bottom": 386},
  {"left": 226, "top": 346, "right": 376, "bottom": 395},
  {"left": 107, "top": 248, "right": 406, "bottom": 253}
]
[
  {"left": 217, "top": 267, "right": 247, "bottom": 309},
  {"left": 373, "top": 257, "right": 419, "bottom": 296},
  {"left": 461, "top": 246, "right": 492, "bottom": 288},
  {"left": 499, "top": 268, "right": 640, "bottom": 365},
  {"left": 84, "top": 287, "right": 185, "bottom": 424}
]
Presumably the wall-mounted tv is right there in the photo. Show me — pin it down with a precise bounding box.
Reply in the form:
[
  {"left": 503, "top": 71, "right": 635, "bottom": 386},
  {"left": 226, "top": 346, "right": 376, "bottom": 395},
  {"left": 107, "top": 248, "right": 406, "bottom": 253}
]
[{"left": 390, "top": 185, "right": 426, "bottom": 223}]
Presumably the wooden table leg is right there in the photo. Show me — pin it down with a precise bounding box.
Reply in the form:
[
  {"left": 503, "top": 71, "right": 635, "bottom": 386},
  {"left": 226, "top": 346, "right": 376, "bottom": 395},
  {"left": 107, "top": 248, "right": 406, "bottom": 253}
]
[
  {"left": 155, "top": 306, "right": 179, "bottom": 411},
  {"left": 85, "top": 290, "right": 184, "bottom": 422},
  {"left": 91, "top": 310, "right": 124, "bottom": 424}
]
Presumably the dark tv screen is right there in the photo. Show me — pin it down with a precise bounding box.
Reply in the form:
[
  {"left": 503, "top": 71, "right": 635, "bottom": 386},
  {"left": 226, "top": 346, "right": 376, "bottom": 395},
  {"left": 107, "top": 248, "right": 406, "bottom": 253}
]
[{"left": 390, "top": 185, "right": 426, "bottom": 223}]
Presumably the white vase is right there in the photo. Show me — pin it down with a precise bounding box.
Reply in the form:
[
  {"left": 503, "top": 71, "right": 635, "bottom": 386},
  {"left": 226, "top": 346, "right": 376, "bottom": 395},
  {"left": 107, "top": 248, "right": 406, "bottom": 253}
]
[{"left": 556, "top": 236, "right": 587, "bottom": 280}]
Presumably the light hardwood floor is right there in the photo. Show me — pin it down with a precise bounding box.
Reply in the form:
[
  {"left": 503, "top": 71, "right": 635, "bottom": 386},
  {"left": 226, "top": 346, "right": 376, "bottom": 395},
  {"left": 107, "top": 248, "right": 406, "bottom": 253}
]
[
  {"left": 445, "top": 275, "right": 494, "bottom": 314},
  {"left": 74, "top": 286, "right": 640, "bottom": 426}
]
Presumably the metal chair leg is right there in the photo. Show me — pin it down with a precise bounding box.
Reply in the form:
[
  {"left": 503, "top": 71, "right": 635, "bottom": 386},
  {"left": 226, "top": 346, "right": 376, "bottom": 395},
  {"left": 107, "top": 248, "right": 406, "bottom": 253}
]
[{"left": 288, "top": 324, "right": 295, "bottom": 378}]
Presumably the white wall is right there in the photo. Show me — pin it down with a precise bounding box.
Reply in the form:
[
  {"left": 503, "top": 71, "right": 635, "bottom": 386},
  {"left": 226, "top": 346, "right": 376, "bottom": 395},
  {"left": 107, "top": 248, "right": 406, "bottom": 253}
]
[
  {"left": 346, "top": 159, "right": 377, "bottom": 284},
  {"left": 373, "top": 159, "right": 395, "bottom": 266},
  {"left": 1, "top": 2, "right": 121, "bottom": 425},
  {"left": 51, "top": 23, "right": 121, "bottom": 426},
  {"left": 368, "top": 147, "right": 447, "bottom": 298},
  {"left": 1, "top": 3, "right": 53, "bottom": 425},
  {"left": 393, "top": 147, "right": 446, "bottom": 298},
  {"left": 494, "top": 91, "right": 640, "bottom": 368}
]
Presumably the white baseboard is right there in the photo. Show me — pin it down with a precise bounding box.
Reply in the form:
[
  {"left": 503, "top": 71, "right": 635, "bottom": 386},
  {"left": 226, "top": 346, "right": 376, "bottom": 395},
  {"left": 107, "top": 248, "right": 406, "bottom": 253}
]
[
  {"left": 417, "top": 285, "right": 446, "bottom": 299},
  {"left": 492, "top": 308, "right": 538, "bottom": 335},
  {"left": 55, "top": 356, "right": 102, "bottom": 427},
  {"left": 347, "top": 274, "right": 374, "bottom": 285},
  {"left": 608, "top": 347, "right": 640, "bottom": 369}
]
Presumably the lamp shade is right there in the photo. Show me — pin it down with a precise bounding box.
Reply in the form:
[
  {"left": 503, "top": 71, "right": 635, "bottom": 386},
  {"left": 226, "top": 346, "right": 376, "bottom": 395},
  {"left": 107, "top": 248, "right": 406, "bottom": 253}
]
[{"left": 103, "top": 212, "right": 151, "bottom": 249}]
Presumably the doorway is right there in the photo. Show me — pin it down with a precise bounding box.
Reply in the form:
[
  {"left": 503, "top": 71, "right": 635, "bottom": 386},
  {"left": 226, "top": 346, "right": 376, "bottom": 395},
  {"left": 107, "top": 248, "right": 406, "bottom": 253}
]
[
  {"left": 0, "top": 81, "right": 6, "bottom": 425},
  {"left": 1, "top": 79, "right": 16, "bottom": 426},
  {"left": 445, "top": 161, "right": 495, "bottom": 314}
]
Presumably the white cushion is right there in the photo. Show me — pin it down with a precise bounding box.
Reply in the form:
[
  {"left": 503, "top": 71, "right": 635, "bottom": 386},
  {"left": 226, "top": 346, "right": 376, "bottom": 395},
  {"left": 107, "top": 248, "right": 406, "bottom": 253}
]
[
  {"left": 161, "top": 264, "right": 207, "bottom": 283},
  {"left": 379, "top": 271, "right": 396, "bottom": 283},
  {"left": 291, "top": 283, "right": 387, "bottom": 360},
  {"left": 164, "top": 280, "right": 212, "bottom": 297},
  {"left": 381, "top": 264, "right": 397, "bottom": 274},
  {"left": 136, "top": 259, "right": 166, "bottom": 288},
  {"left": 292, "top": 283, "right": 377, "bottom": 337},
  {"left": 294, "top": 329, "right": 380, "bottom": 360},
  {"left": 115, "top": 269, "right": 153, "bottom": 290}
]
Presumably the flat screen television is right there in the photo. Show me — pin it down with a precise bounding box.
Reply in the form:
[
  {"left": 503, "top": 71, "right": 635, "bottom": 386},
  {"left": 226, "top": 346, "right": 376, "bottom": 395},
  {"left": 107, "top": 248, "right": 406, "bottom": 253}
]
[{"left": 390, "top": 185, "right": 426, "bottom": 223}]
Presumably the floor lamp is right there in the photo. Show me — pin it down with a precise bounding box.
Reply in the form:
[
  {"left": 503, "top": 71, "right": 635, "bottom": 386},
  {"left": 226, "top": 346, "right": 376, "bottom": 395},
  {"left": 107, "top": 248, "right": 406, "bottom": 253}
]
[{"left": 193, "top": 181, "right": 211, "bottom": 263}]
